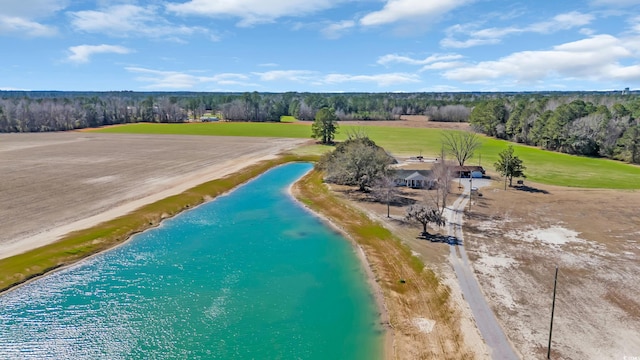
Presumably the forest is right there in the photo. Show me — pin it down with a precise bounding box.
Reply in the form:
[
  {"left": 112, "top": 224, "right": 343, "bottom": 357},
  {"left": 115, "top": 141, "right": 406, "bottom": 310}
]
[
  {"left": 0, "top": 91, "right": 482, "bottom": 132},
  {"left": 468, "top": 94, "right": 640, "bottom": 164},
  {"left": 1, "top": 90, "right": 638, "bottom": 163}
]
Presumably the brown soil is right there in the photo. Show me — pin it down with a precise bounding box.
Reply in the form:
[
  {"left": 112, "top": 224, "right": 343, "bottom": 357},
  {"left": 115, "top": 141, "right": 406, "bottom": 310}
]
[
  {"left": 462, "top": 180, "right": 640, "bottom": 359},
  {"left": 0, "top": 132, "right": 304, "bottom": 258},
  {"left": 290, "top": 115, "right": 472, "bottom": 130}
]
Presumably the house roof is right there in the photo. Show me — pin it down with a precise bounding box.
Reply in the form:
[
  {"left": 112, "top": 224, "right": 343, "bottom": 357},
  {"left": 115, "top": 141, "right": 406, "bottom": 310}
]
[
  {"left": 392, "top": 169, "right": 431, "bottom": 178},
  {"left": 450, "top": 165, "right": 485, "bottom": 173},
  {"left": 405, "top": 171, "right": 428, "bottom": 181}
]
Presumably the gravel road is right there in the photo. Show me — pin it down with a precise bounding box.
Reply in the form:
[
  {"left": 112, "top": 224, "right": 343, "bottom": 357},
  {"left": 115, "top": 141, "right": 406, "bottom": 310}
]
[{"left": 446, "top": 178, "right": 520, "bottom": 360}]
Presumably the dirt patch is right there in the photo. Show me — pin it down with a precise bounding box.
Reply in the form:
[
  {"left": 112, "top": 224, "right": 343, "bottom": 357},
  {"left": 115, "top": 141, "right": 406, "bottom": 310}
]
[
  {"left": 413, "top": 317, "right": 436, "bottom": 333},
  {"left": 0, "top": 132, "right": 304, "bottom": 258},
  {"left": 464, "top": 181, "right": 640, "bottom": 359},
  {"left": 289, "top": 115, "right": 471, "bottom": 130}
]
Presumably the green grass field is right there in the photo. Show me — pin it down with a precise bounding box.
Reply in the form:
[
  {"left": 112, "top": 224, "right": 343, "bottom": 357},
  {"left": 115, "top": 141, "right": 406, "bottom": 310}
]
[{"left": 91, "top": 122, "right": 640, "bottom": 189}]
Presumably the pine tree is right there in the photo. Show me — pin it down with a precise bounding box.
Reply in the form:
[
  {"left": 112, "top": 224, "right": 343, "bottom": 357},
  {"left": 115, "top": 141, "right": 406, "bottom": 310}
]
[{"left": 494, "top": 145, "right": 526, "bottom": 188}]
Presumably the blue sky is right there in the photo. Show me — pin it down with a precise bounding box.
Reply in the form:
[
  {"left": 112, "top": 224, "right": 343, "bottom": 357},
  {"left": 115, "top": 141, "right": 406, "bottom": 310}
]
[{"left": 1, "top": 0, "right": 639, "bottom": 92}]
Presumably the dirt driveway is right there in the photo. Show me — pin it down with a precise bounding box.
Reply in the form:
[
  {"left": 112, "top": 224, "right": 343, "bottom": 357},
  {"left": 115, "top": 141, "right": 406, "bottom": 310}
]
[{"left": 0, "top": 132, "right": 304, "bottom": 259}]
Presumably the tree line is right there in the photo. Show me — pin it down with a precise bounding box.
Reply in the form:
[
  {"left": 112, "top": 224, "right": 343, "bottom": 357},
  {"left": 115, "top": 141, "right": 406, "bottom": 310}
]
[
  {"left": 0, "top": 90, "right": 485, "bottom": 132},
  {"left": 468, "top": 94, "right": 640, "bottom": 164},
  {"left": 2, "top": 90, "right": 639, "bottom": 165}
]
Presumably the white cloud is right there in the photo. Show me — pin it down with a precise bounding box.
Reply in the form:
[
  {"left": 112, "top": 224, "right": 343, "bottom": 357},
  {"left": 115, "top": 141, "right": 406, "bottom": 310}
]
[
  {"left": 580, "top": 28, "right": 596, "bottom": 36},
  {"left": 377, "top": 53, "right": 464, "bottom": 72},
  {"left": 443, "top": 34, "right": 640, "bottom": 83},
  {"left": 69, "top": 4, "right": 208, "bottom": 39},
  {"left": 377, "top": 53, "right": 463, "bottom": 66},
  {"left": 419, "top": 61, "right": 465, "bottom": 71},
  {"left": 1, "top": 0, "right": 68, "bottom": 18},
  {"left": 360, "top": 0, "right": 469, "bottom": 26},
  {"left": 0, "top": 0, "right": 66, "bottom": 37},
  {"left": 629, "top": 15, "right": 640, "bottom": 34},
  {"left": 166, "top": 0, "right": 337, "bottom": 27},
  {"left": 321, "top": 20, "right": 355, "bottom": 39},
  {"left": 253, "top": 70, "right": 317, "bottom": 82},
  {"left": 440, "top": 37, "right": 500, "bottom": 48},
  {"left": 128, "top": 67, "right": 421, "bottom": 89},
  {"left": 442, "top": 11, "right": 595, "bottom": 48},
  {"left": 528, "top": 12, "right": 595, "bottom": 33},
  {"left": 321, "top": 73, "right": 420, "bottom": 86},
  {"left": 0, "top": 86, "right": 30, "bottom": 91},
  {"left": 420, "top": 84, "right": 463, "bottom": 92},
  {"left": 126, "top": 67, "right": 251, "bottom": 89},
  {"left": 0, "top": 15, "right": 57, "bottom": 37},
  {"left": 68, "top": 44, "right": 132, "bottom": 63},
  {"left": 254, "top": 69, "right": 421, "bottom": 87},
  {"left": 590, "top": 0, "right": 640, "bottom": 6}
]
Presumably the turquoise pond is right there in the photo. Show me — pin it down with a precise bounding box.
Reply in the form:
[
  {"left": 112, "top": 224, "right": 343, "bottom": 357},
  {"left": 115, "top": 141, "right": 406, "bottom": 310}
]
[{"left": 0, "top": 162, "right": 382, "bottom": 359}]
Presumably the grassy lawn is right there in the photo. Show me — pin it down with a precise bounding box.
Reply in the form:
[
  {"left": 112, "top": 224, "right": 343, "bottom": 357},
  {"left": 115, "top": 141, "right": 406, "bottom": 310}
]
[
  {"left": 91, "top": 123, "right": 640, "bottom": 189},
  {"left": 94, "top": 122, "right": 312, "bottom": 138},
  {"left": 280, "top": 115, "right": 298, "bottom": 123},
  {"left": 477, "top": 137, "right": 640, "bottom": 189}
]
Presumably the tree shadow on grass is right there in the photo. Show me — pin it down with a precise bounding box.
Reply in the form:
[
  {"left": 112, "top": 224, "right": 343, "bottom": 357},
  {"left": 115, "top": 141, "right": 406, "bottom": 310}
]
[
  {"left": 417, "top": 232, "right": 460, "bottom": 245},
  {"left": 335, "top": 186, "right": 418, "bottom": 206},
  {"left": 514, "top": 185, "right": 550, "bottom": 194}
]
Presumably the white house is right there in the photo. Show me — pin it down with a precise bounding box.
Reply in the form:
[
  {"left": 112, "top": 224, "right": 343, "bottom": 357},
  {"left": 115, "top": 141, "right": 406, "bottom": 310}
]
[
  {"left": 392, "top": 170, "right": 434, "bottom": 189},
  {"left": 405, "top": 171, "right": 429, "bottom": 188}
]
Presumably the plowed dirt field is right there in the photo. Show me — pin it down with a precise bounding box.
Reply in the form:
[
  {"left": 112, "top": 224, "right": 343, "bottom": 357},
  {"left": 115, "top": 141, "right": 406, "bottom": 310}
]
[{"left": 0, "top": 132, "right": 304, "bottom": 259}]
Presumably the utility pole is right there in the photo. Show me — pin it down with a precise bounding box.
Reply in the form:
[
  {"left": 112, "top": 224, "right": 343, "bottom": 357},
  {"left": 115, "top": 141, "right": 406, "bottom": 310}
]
[
  {"left": 468, "top": 178, "right": 472, "bottom": 211},
  {"left": 547, "top": 266, "right": 559, "bottom": 359}
]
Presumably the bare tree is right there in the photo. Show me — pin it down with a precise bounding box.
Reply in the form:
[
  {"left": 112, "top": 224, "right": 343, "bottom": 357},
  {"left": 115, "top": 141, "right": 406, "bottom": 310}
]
[
  {"left": 221, "top": 99, "right": 247, "bottom": 121},
  {"left": 372, "top": 175, "right": 401, "bottom": 218},
  {"left": 429, "top": 148, "right": 453, "bottom": 214},
  {"left": 405, "top": 204, "right": 446, "bottom": 236},
  {"left": 424, "top": 105, "right": 471, "bottom": 122},
  {"left": 442, "top": 131, "right": 481, "bottom": 166},
  {"left": 297, "top": 100, "right": 315, "bottom": 121}
]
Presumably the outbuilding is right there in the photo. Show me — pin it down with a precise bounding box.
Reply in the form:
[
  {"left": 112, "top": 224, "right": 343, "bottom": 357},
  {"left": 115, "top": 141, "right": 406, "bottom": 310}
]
[{"left": 450, "top": 165, "right": 485, "bottom": 178}]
